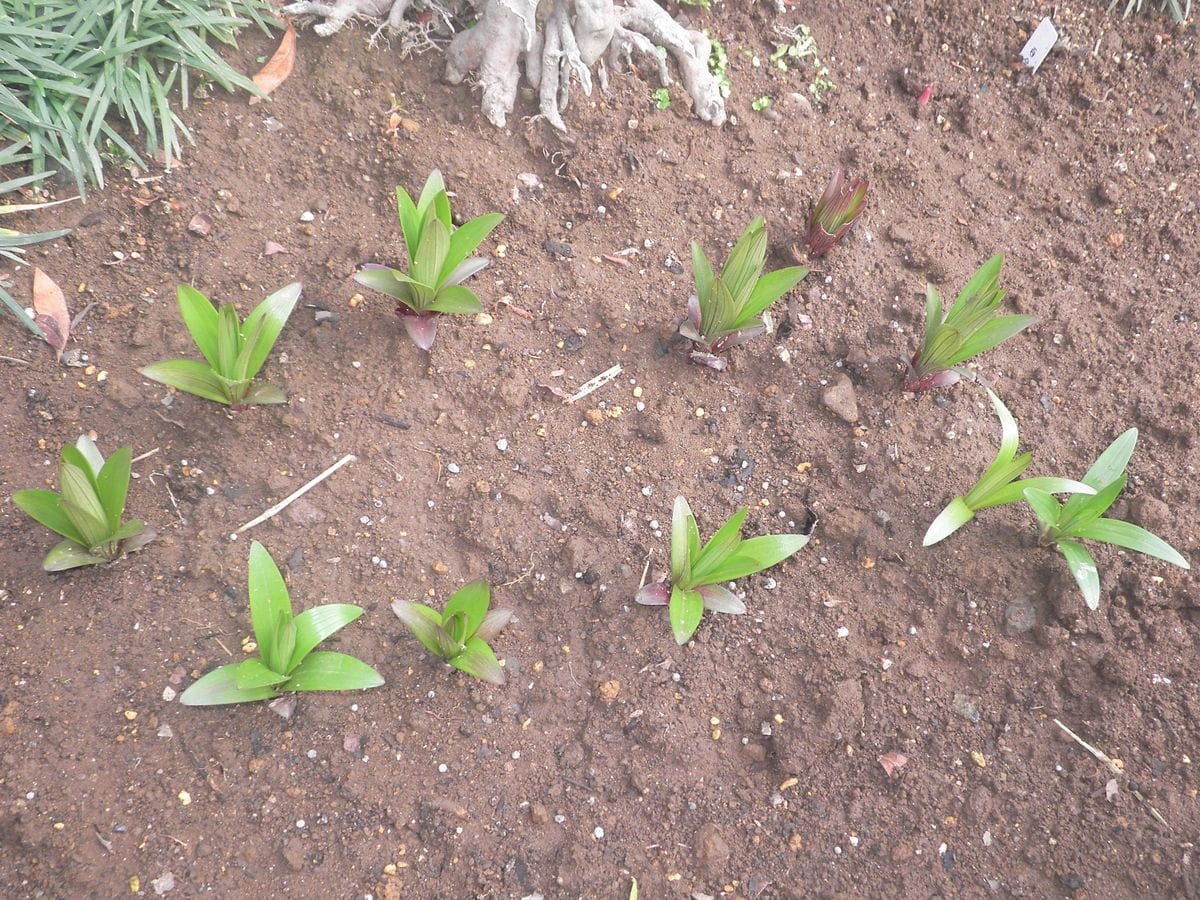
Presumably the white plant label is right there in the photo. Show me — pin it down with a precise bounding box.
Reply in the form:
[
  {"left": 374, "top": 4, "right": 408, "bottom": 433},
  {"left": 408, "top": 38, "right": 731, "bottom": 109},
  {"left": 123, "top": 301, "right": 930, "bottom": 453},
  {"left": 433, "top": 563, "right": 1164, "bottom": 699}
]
[{"left": 1020, "top": 18, "right": 1058, "bottom": 73}]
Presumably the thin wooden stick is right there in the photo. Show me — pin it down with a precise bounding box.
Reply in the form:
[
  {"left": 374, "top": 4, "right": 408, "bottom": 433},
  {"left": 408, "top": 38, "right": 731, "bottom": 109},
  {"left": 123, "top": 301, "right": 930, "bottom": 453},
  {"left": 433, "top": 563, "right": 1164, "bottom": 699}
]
[
  {"left": 568, "top": 363, "right": 622, "bottom": 404},
  {"left": 1054, "top": 717, "right": 1170, "bottom": 829},
  {"left": 235, "top": 453, "right": 356, "bottom": 534}
]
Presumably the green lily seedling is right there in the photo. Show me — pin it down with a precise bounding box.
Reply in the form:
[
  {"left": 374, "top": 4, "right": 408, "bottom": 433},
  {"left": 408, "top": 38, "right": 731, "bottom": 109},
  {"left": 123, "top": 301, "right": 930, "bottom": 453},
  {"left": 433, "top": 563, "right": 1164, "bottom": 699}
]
[
  {"left": 180, "top": 541, "right": 384, "bottom": 705},
  {"left": 1023, "top": 429, "right": 1190, "bottom": 610},
  {"left": 905, "top": 254, "right": 1034, "bottom": 392},
  {"left": 923, "top": 389, "right": 1094, "bottom": 546},
  {"left": 636, "top": 496, "right": 811, "bottom": 644},
  {"left": 13, "top": 435, "right": 155, "bottom": 571},
  {"left": 806, "top": 168, "right": 868, "bottom": 258},
  {"left": 680, "top": 216, "right": 808, "bottom": 370},
  {"left": 392, "top": 579, "right": 513, "bottom": 685},
  {"left": 355, "top": 170, "right": 504, "bottom": 351},
  {"left": 141, "top": 283, "right": 300, "bottom": 406}
]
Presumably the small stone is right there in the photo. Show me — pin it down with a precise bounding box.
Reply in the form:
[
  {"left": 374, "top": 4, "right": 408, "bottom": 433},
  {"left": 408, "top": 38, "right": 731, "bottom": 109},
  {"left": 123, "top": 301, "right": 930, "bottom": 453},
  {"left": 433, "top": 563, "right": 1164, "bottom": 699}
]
[
  {"left": 151, "top": 872, "right": 175, "bottom": 895},
  {"left": 584, "top": 409, "right": 605, "bottom": 426},
  {"left": 821, "top": 374, "right": 859, "bottom": 423},
  {"left": 1004, "top": 595, "right": 1038, "bottom": 635},
  {"left": 432, "top": 561, "right": 450, "bottom": 575},
  {"left": 1096, "top": 180, "right": 1122, "bottom": 205},
  {"left": 887, "top": 222, "right": 915, "bottom": 244},
  {"left": 597, "top": 680, "right": 620, "bottom": 702},
  {"left": 695, "top": 823, "right": 732, "bottom": 876},
  {"left": 952, "top": 693, "right": 981, "bottom": 724},
  {"left": 530, "top": 803, "right": 550, "bottom": 825}
]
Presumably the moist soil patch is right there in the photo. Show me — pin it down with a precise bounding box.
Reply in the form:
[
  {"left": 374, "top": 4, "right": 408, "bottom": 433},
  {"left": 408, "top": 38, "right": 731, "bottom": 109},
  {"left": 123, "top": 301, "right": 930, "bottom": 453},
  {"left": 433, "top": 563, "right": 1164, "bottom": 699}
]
[{"left": 1, "top": 3, "right": 1198, "bottom": 897}]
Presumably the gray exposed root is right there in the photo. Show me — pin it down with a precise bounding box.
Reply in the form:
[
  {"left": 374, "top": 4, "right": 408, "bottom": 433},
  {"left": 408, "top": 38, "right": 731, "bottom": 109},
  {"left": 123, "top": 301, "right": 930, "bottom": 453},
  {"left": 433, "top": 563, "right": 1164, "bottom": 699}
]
[
  {"left": 445, "top": 0, "right": 537, "bottom": 129},
  {"left": 285, "top": 0, "right": 725, "bottom": 130},
  {"left": 282, "top": 0, "right": 414, "bottom": 37}
]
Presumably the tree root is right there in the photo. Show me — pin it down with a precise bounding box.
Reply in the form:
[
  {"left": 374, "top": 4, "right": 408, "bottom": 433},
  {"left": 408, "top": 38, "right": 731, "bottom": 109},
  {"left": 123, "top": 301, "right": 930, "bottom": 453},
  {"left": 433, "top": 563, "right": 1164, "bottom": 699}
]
[{"left": 286, "top": 0, "right": 726, "bottom": 130}]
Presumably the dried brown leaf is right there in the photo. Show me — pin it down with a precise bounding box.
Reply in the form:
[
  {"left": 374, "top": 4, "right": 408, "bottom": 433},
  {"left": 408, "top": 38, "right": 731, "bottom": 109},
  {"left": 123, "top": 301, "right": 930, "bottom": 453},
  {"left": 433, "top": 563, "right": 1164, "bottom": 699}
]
[
  {"left": 878, "top": 751, "right": 908, "bottom": 778},
  {"left": 187, "top": 213, "right": 213, "bottom": 236},
  {"left": 263, "top": 241, "right": 288, "bottom": 256},
  {"left": 32, "top": 268, "right": 69, "bottom": 360},
  {"left": 250, "top": 25, "right": 297, "bottom": 103}
]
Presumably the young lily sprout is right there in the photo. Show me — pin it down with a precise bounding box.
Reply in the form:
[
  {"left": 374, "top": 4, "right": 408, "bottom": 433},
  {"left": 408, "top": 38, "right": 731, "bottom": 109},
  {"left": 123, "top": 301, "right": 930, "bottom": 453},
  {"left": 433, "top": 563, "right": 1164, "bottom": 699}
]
[
  {"left": 180, "top": 542, "right": 384, "bottom": 706},
  {"left": 923, "top": 388, "right": 1093, "bottom": 546},
  {"left": 1023, "top": 429, "right": 1190, "bottom": 611},
  {"left": 355, "top": 170, "right": 504, "bottom": 351},
  {"left": 680, "top": 216, "right": 808, "bottom": 370},
  {"left": 393, "top": 579, "right": 513, "bottom": 685},
  {"left": 13, "top": 435, "right": 155, "bottom": 571},
  {"left": 637, "top": 496, "right": 811, "bottom": 644},
  {"left": 806, "top": 168, "right": 869, "bottom": 258},
  {"left": 141, "top": 283, "right": 300, "bottom": 406},
  {"left": 906, "top": 253, "right": 1035, "bottom": 393}
]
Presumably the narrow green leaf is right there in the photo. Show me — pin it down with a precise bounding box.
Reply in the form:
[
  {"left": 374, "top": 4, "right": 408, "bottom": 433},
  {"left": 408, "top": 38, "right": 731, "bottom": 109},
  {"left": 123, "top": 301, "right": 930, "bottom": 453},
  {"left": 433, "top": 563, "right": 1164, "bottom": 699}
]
[
  {"left": 43, "top": 539, "right": 109, "bottom": 571},
  {"left": 95, "top": 446, "right": 132, "bottom": 532},
  {"left": 443, "top": 579, "right": 490, "bottom": 638},
  {"left": 241, "top": 282, "right": 300, "bottom": 379},
  {"left": 670, "top": 496, "right": 692, "bottom": 583},
  {"left": 215, "top": 302, "right": 241, "bottom": 378},
  {"left": 1061, "top": 429, "right": 1138, "bottom": 521},
  {"left": 441, "top": 212, "right": 503, "bottom": 283},
  {"left": 450, "top": 637, "right": 506, "bottom": 685},
  {"left": 289, "top": 604, "right": 364, "bottom": 671},
  {"left": 737, "top": 264, "right": 808, "bottom": 325},
  {"left": 180, "top": 664, "right": 279, "bottom": 706},
  {"left": 396, "top": 185, "right": 422, "bottom": 261},
  {"left": 13, "top": 489, "right": 85, "bottom": 544},
  {"left": 355, "top": 266, "right": 412, "bottom": 303},
  {"left": 1057, "top": 538, "right": 1101, "bottom": 611},
  {"left": 704, "top": 533, "right": 809, "bottom": 582},
  {"left": 690, "top": 242, "right": 715, "bottom": 304},
  {"left": 923, "top": 496, "right": 975, "bottom": 546},
  {"left": 949, "top": 315, "right": 1036, "bottom": 366},
  {"left": 916, "top": 284, "right": 944, "bottom": 367},
  {"left": 720, "top": 217, "right": 767, "bottom": 304},
  {"left": 393, "top": 600, "right": 452, "bottom": 656},
  {"left": 235, "top": 657, "right": 289, "bottom": 691},
  {"left": 241, "top": 382, "right": 287, "bottom": 405},
  {"left": 176, "top": 284, "right": 219, "bottom": 368},
  {"left": 141, "top": 359, "right": 231, "bottom": 404},
  {"left": 247, "top": 541, "right": 293, "bottom": 672},
  {"left": 697, "top": 583, "right": 746, "bottom": 614},
  {"left": 426, "top": 285, "right": 483, "bottom": 315},
  {"left": 669, "top": 586, "right": 705, "bottom": 645},
  {"left": 282, "top": 651, "right": 384, "bottom": 692},
  {"left": 59, "top": 465, "right": 111, "bottom": 548},
  {"left": 702, "top": 276, "right": 738, "bottom": 339},
  {"left": 74, "top": 435, "right": 105, "bottom": 477},
  {"left": 60, "top": 445, "right": 99, "bottom": 491},
  {"left": 416, "top": 170, "right": 447, "bottom": 218},
  {"left": 689, "top": 507, "right": 748, "bottom": 585},
  {"left": 1074, "top": 518, "right": 1190, "bottom": 569},
  {"left": 946, "top": 253, "right": 1003, "bottom": 318},
  {"left": 985, "top": 477, "right": 1094, "bottom": 509},
  {"left": 1022, "top": 486, "right": 1062, "bottom": 532},
  {"left": 412, "top": 218, "right": 450, "bottom": 288},
  {"left": 1058, "top": 474, "right": 1127, "bottom": 536}
]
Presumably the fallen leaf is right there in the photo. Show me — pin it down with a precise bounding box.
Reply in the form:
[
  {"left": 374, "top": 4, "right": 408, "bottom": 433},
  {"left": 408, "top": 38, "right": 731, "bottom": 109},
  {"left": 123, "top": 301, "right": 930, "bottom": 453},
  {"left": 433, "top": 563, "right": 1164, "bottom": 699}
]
[
  {"left": 32, "top": 268, "right": 69, "bottom": 360},
  {"left": 267, "top": 696, "right": 295, "bottom": 719},
  {"left": 250, "top": 25, "right": 296, "bottom": 103},
  {"left": 263, "top": 240, "right": 288, "bottom": 256},
  {"left": 187, "top": 213, "right": 213, "bottom": 236},
  {"left": 1106, "top": 778, "right": 1119, "bottom": 801},
  {"left": 879, "top": 751, "right": 908, "bottom": 778}
]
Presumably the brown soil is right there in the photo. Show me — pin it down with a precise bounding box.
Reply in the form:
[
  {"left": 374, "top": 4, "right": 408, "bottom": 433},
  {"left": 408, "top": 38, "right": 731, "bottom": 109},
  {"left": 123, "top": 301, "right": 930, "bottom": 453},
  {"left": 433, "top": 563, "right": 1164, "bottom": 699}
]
[{"left": 2, "top": 3, "right": 1198, "bottom": 898}]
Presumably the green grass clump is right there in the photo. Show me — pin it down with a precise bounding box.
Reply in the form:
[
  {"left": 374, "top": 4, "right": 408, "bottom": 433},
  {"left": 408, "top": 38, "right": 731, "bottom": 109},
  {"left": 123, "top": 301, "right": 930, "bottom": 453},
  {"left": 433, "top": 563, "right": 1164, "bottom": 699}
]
[
  {"left": 0, "top": 0, "right": 276, "bottom": 194},
  {"left": 1108, "top": 0, "right": 1191, "bottom": 24}
]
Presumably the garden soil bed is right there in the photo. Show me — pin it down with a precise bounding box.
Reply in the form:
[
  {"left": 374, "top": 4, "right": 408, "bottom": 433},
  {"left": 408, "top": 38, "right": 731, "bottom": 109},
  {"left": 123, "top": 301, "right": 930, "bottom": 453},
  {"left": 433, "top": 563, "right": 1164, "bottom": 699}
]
[{"left": 2, "top": 2, "right": 1198, "bottom": 897}]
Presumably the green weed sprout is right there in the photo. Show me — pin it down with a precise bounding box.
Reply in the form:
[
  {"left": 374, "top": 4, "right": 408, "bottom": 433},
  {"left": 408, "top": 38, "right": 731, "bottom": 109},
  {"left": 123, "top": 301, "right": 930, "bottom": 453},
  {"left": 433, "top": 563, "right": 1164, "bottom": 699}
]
[
  {"left": 806, "top": 168, "right": 868, "bottom": 258},
  {"left": 392, "top": 579, "right": 513, "bottom": 685},
  {"left": 180, "top": 541, "right": 384, "bottom": 705},
  {"left": 1023, "top": 429, "right": 1190, "bottom": 610},
  {"left": 923, "top": 389, "right": 1093, "bottom": 546},
  {"left": 13, "top": 435, "right": 155, "bottom": 571},
  {"left": 636, "top": 496, "right": 811, "bottom": 644},
  {"left": 906, "top": 254, "right": 1034, "bottom": 392},
  {"left": 651, "top": 87, "right": 671, "bottom": 110},
  {"left": 680, "top": 216, "right": 808, "bottom": 370},
  {"left": 355, "top": 170, "right": 503, "bottom": 351},
  {"left": 141, "top": 283, "right": 300, "bottom": 406}
]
